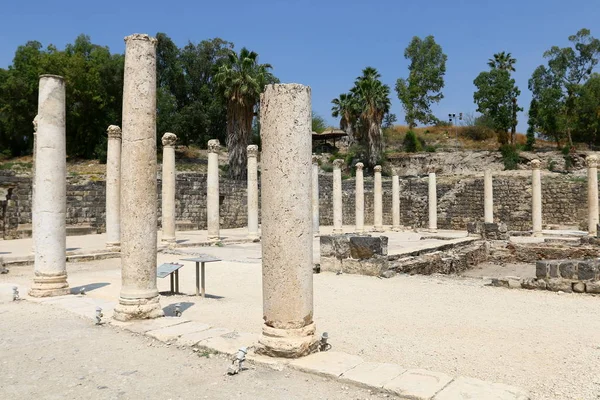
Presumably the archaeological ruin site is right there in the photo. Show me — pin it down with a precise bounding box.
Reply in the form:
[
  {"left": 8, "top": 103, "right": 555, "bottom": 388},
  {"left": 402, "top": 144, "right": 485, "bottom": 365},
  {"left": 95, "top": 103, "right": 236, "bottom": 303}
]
[{"left": 2, "top": 31, "right": 600, "bottom": 400}]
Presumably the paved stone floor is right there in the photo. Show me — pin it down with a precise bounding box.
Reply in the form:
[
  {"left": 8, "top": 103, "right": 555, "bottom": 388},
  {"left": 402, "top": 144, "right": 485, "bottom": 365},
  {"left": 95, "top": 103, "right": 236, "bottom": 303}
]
[{"left": 2, "top": 226, "right": 599, "bottom": 399}]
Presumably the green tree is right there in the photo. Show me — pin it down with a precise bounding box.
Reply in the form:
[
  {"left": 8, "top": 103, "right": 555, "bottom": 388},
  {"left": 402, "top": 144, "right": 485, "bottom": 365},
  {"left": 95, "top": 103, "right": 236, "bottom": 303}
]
[
  {"left": 528, "top": 64, "right": 565, "bottom": 146},
  {"left": 331, "top": 92, "right": 358, "bottom": 144},
  {"left": 395, "top": 36, "right": 447, "bottom": 128},
  {"left": 312, "top": 112, "right": 327, "bottom": 133},
  {"left": 350, "top": 67, "right": 391, "bottom": 167},
  {"left": 473, "top": 68, "right": 522, "bottom": 145},
  {"left": 215, "top": 47, "right": 277, "bottom": 180},
  {"left": 487, "top": 51, "right": 516, "bottom": 71},
  {"left": 573, "top": 73, "right": 600, "bottom": 145}
]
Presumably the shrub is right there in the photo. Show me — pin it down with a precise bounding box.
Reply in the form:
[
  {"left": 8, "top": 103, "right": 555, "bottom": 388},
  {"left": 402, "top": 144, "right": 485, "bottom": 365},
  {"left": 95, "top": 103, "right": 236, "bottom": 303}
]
[
  {"left": 321, "top": 164, "right": 333, "bottom": 173},
  {"left": 548, "top": 160, "right": 556, "bottom": 172},
  {"left": 403, "top": 130, "right": 422, "bottom": 153},
  {"left": 562, "top": 145, "right": 574, "bottom": 171},
  {"left": 499, "top": 144, "right": 520, "bottom": 170},
  {"left": 462, "top": 125, "right": 494, "bottom": 141},
  {"left": 425, "top": 145, "right": 437, "bottom": 153}
]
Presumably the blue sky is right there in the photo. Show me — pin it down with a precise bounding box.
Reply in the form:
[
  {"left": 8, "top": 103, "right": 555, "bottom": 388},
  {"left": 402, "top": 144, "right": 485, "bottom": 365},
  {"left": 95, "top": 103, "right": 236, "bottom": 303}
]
[{"left": 1, "top": 0, "right": 599, "bottom": 132}]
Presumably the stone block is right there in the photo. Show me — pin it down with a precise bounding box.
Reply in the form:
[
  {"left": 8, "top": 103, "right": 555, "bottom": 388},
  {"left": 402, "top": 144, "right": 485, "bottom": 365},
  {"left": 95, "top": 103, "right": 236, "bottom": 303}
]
[
  {"left": 342, "top": 257, "right": 388, "bottom": 277},
  {"left": 572, "top": 282, "right": 586, "bottom": 293},
  {"left": 384, "top": 369, "right": 453, "bottom": 400},
  {"left": 177, "top": 327, "right": 233, "bottom": 346},
  {"left": 341, "top": 362, "right": 405, "bottom": 388},
  {"left": 535, "top": 261, "right": 549, "bottom": 279},
  {"left": 197, "top": 331, "right": 258, "bottom": 355},
  {"left": 434, "top": 376, "right": 529, "bottom": 400},
  {"left": 146, "top": 321, "right": 211, "bottom": 342},
  {"left": 576, "top": 260, "right": 597, "bottom": 280},
  {"left": 122, "top": 317, "right": 190, "bottom": 334},
  {"left": 289, "top": 351, "right": 364, "bottom": 378},
  {"left": 546, "top": 279, "right": 573, "bottom": 293},
  {"left": 558, "top": 261, "right": 577, "bottom": 279},
  {"left": 585, "top": 281, "right": 600, "bottom": 293},
  {"left": 349, "top": 236, "right": 388, "bottom": 259},
  {"left": 320, "top": 257, "right": 341, "bottom": 273},
  {"left": 521, "top": 278, "right": 546, "bottom": 290}
]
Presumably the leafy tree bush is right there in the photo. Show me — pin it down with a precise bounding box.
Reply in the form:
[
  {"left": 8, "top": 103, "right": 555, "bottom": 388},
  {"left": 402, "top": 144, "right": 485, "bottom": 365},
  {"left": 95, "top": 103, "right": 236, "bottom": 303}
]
[
  {"left": 403, "top": 130, "right": 422, "bottom": 152},
  {"left": 499, "top": 144, "right": 520, "bottom": 170}
]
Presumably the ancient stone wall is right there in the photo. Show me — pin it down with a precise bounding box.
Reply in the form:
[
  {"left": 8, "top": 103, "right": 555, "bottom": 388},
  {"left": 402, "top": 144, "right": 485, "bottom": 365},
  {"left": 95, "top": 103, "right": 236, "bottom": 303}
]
[{"left": 0, "top": 170, "right": 590, "bottom": 239}]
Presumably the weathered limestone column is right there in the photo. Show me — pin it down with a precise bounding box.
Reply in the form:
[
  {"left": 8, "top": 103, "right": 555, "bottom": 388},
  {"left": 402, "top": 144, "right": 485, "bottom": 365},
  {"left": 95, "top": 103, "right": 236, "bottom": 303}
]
[
  {"left": 484, "top": 169, "right": 493, "bottom": 223},
  {"left": 428, "top": 167, "right": 437, "bottom": 233},
  {"left": 392, "top": 172, "right": 401, "bottom": 231},
  {"left": 106, "top": 125, "right": 122, "bottom": 249},
  {"left": 587, "top": 155, "right": 599, "bottom": 236},
  {"left": 207, "top": 139, "right": 220, "bottom": 241},
  {"left": 531, "top": 159, "right": 542, "bottom": 237},
  {"left": 113, "top": 34, "right": 163, "bottom": 321},
  {"left": 355, "top": 162, "right": 364, "bottom": 233},
  {"left": 31, "top": 115, "right": 38, "bottom": 255},
  {"left": 257, "top": 84, "right": 318, "bottom": 358},
  {"left": 332, "top": 159, "right": 344, "bottom": 234},
  {"left": 373, "top": 165, "right": 383, "bottom": 232},
  {"left": 311, "top": 155, "right": 320, "bottom": 236},
  {"left": 247, "top": 145, "right": 259, "bottom": 240},
  {"left": 161, "top": 132, "right": 177, "bottom": 245},
  {"left": 30, "top": 75, "right": 69, "bottom": 297}
]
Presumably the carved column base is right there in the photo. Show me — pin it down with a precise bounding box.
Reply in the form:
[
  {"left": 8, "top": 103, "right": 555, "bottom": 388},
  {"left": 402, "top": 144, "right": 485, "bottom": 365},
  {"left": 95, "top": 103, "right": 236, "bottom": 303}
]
[
  {"left": 113, "top": 296, "right": 164, "bottom": 321},
  {"left": 332, "top": 229, "right": 343, "bottom": 234},
  {"left": 372, "top": 226, "right": 384, "bottom": 233},
  {"left": 29, "top": 272, "right": 70, "bottom": 297},
  {"left": 256, "top": 323, "right": 319, "bottom": 358},
  {"left": 106, "top": 242, "right": 121, "bottom": 251}
]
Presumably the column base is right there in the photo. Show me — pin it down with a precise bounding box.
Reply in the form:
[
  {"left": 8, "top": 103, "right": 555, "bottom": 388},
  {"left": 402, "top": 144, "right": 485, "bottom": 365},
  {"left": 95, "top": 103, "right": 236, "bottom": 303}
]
[
  {"left": 428, "top": 227, "right": 438, "bottom": 233},
  {"left": 392, "top": 226, "right": 401, "bottom": 232},
  {"left": 207, "top": 235, "right": 220, "bottom": 242},
  {"left": 332, "top": 228, "right": 343, "bottom": 234},
  {"left": 29, "top": 272, "right": 70, "bottom": 297},
  {"left": 113, "top": 295, "right": 164, "bottom": 321},
  {"left": 372, "top": 226, "right": 384, "bottom": 232},
  {"left": 247, "top": 234, "right": 260, "bottom": 242},
  {"left": 532, "top": 231, "right": 543, "bottom": 237},
  {"left": 256, "top": 323, "right": 319, "bottom": 358},
  {"left": 161, "top": 237, "right": 177, "bottom": 248},
  {"left": 106, "top": 241, "right": 121, "bottom": 251}
]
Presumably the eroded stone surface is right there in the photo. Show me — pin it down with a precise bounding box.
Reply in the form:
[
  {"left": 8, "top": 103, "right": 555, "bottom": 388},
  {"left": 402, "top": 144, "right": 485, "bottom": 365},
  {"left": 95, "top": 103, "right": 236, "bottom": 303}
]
[
  {"left": 341, "top": 362, "right": 405, "bottom": 388},
  {"left": 434, "top": 376, "right": 530, "bottom": 400},
  {"left": 384, "top": 369, "right": 453, "bottom": 400},
  {"left": 289, "top": 351, "right": 364, "bottom": 378},
  {"left": 161, "top": 132, "right": 177, "bottom": 244}
]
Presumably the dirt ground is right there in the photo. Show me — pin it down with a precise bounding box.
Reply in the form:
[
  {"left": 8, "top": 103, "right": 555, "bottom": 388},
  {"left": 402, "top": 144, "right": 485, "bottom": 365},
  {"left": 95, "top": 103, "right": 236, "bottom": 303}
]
[{"left": 0, "top": 301, "right": 386, "bottom": 400}]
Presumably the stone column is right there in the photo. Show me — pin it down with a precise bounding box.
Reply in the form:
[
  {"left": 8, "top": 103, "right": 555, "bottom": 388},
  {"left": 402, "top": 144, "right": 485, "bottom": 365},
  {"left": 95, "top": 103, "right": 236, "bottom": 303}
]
[
  {"left": 428, "top": 167, "right": 437, "bottom": 233},
  {"left": 247, "top": 145, "right": 259, "bottom": 240},
  {"left": 587, "top": 155, "right": 599, "bottom": 236},
  {"left": 332, "top": 159, "right": 344, "bottom": 234},
  {"left": 531, "top": 159, "right": 542, "bottom": 237},
  {"left": 484, "top": 169, "right": 493, "bottom": 223},
  {"left": 311, "top": 155, "right": 320, "bottom": 236},
  {"left": 257, "top": 84, "right": 317, "bottom": 358},
  {"left": 29, "top": 74, "right": 69, "bottom": 297},
  {"left": 355, "top": 162, "right": 364, "bottom": 233},
  {"left": 106, "top": 125, "right": 122, "bottom": 249},
  {"left": 161, "top": 132, "right": 177, "bottom": 245},
  {"left": 207, "top": 139, "right": 220, "bottom": 241},
  {"left": 373, "top": 165, "right": 383, "bottom": 232},
  {"left": 113, "top": 34, "right": 163, "bottom": 321},
  {"left": 31, "top": 115, "right": 38, "bottom": 255},
  {"left": 392, "top": 172, "right": 401, "bottom": 231}
]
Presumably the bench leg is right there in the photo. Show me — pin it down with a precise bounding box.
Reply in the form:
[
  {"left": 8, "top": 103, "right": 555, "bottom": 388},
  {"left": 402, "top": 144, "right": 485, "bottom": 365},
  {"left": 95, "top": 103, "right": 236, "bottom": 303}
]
[
  {"left": 170, "top": 274, "right": 174, "bottom": 294},
  {"left": 195, "top": 263, "right": 200, "bottom": 296},
  {"left": 201, "top": 262, "right": 205, "bottom": 298},
  {"left": 175, "top": 270, "right": 179, "bottom": 293}
]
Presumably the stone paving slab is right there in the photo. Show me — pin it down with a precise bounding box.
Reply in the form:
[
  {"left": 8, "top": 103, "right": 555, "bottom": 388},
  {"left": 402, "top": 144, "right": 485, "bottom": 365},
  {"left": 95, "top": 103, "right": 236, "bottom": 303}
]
[
  {"left": 196, "top": 331, "right": 258, "bottom": 355},
  {"left": 383, "top": 369, "right": 453, "bottom": 400},
  {"left": 146, "top": 321, "right": 212, "bottom": 342},
  {"left": 289, "top": 351, "right": 364, "bottom": 378},
  {"left": 433, "top": 376, "right": 530, "bottom": 400},
  {"left": 119, "top": 316, "right": 190, "bottom": 334},
  {"left": 176, "top": 327, "right": 232, "bottom": 346},
  {"left": 341, "top": 361, "right": 406, "bottom": 388}
]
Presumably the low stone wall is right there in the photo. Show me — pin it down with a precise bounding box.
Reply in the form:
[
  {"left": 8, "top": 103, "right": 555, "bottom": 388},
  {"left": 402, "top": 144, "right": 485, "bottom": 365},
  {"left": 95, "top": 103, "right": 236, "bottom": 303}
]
[
  {"left": 0, "top": 170, "right": 591, "bottom": 239},
  {"left": 320, "top": 235, "right": 389, "bottom": 276},
  {"left": 518, "top": 259, "right": 600, "bottom": 294}
]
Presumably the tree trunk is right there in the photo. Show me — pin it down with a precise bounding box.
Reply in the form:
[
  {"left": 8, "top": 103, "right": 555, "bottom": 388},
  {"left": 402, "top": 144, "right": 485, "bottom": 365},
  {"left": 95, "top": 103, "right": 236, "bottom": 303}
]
[
  {"left": 226, "top": 101, "right": 254, "bottom": 180},
  {"left": 366, "top": 121, "right": 382, "bottom": 168}
]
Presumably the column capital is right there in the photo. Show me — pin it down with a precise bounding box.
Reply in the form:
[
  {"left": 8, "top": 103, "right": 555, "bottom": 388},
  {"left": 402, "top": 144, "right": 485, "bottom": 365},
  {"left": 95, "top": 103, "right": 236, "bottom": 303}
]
[
  {"left": 428, "top": 165, "right": 436, "bottom": 174},
  {"left": 374, "top": 165, "right": 382, "bottom": 173},
  {"left": 107, "top": 125, "right": 122, "bottom": 140},
  {"left": 247, "top": 144, "right": 259, "bottom": 158},
  {"left": 312, "top": 155, "right": 319, "bottom": 164},
  {"left": 333, "top": 159, "right": 344, "bottom": 169},
  {"left": 530, "top": 159, "right": 541, "bottom": 170},
  {"left": 161, "top": 132, "right": 177, "bottom": 147},
  {"left": 33, "top": 115, "right": 38, "bottom": 134},
  {"left": 355, "top": 162, "right": 364, "bottom": 170},
  {"left": 586, "top": 154, "right": 599, "bottom": 168},
  {"left": 124, "top": 33, "right": 157, "bottom": 46},
  {"left": 208, "top": 139, "right": 220, "bottom": 153}
]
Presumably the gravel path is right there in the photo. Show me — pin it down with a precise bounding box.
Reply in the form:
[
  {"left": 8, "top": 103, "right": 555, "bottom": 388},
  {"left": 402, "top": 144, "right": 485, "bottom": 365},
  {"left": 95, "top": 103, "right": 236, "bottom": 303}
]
[
  {"left": 4, "top": 250, "right": 600, "bottom": 399},
  {"left": 0, "top": 301, "right": 383, "bottom": 400}
]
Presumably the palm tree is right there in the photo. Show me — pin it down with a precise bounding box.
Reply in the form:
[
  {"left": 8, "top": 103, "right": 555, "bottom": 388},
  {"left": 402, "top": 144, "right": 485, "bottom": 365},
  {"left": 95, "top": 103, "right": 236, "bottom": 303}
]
[
  {"left": 331, "top": 93, "right": 358, "bottom": 144},
  {"left": 350, "top": 67, "right": 391, "bottom": 167},
  {"left": 215, "top": 47, "right": 276, "bottom": 180},
  {"left": 488, "top": 51, "right": 516, "bottom": 72}
]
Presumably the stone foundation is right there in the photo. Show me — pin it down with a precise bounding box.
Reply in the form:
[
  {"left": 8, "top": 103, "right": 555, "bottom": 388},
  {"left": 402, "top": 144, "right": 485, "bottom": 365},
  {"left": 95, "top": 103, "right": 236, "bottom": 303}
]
[
  {"left": 467, "top": 221, "right": 509, "bottom": 240},
  {"left": 320, "top": 235, "right": 389, "bottom": 276}
]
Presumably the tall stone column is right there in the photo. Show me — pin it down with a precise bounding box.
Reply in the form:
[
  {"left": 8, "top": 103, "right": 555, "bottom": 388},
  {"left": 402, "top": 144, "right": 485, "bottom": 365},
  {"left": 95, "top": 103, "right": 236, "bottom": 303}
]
[
  {"left": 332, "top": 159, "right": 344, "bottom": 234},
  {"left": 587, "top": 155, "right": 599, "bottom": 236},
  {"left": 392, "top": 172, "right": 401, "bottom": 231},
  {"left": 531, "top": 159, "right": 543, "bottom": 237},
  {"left": 484, "top": 169, "right": 493, "bottom": 223},
  {"left": 247, "top": 145, "right": 259, "bottom": 240},
  {"left": 207, "top": 139, "right": 221, "bottom": 241},
  {"left": 113, "top": 34, "right": 163, "bottom": 321},
  {"left": 355, "top": 162, "right": 364, "bottom": 233},
  {"left": 257, "top": 84, "right": 317, "bottom": 358},
  {"left": 31, "top": 115, "right": 38, "bottom": 255},
  {"left": 106, "top": 125, "right": 122, "bottom": 249},
  {"left": 428, "top": 167, "right": 437, "bottom": 233},
  {"left": 30, "top": 74, "right": 69, "bottom": 297},
  {"left": 311, "top": 155, "right": 320, "bottom": 236},
  {"left": 161, "top": 132, "right": 177, "bottom": 245},
  {"left": 373, "top": 165, "right": 383, "bottom": 232}
]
